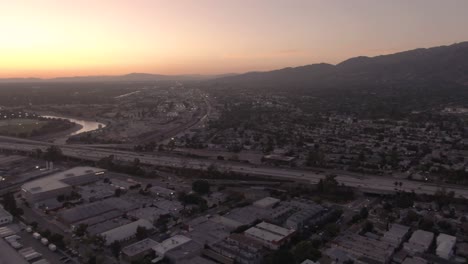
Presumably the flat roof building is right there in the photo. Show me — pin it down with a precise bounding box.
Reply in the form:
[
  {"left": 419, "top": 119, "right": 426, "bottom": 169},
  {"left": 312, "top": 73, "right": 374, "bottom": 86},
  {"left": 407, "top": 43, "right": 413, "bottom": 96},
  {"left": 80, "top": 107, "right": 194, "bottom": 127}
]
[
  {"left": 101, "top": 219, "right": 153, "bottom": 245},
  {"left": 436, "top": 233, "right": 456, "bottom": 260},
  {"left": 382, "top": 224, "right": 410, "bottom": 247},
  {"left": 165, "top": 240, "right": 204, "bottom": 264},
  {"left": 403, "top": 230, "right": 434, "bottom": 255},
  {"left": 244, "top": 222, "right": 295, "bottom": 250},
  {"left": 332, "top": 233, "right": 395, "bottom": 264},
  {"left": 253, "top": 197, "right": 280, "bottom": 209},
  {"left": 152, "top": 235, "right": 192, "bottom": 257},
  {"left": 122, "top": 238, "right": 159, "bottom": 262},
  {"left": 21, "top": 167, "right": 105, "bottom": 203}
]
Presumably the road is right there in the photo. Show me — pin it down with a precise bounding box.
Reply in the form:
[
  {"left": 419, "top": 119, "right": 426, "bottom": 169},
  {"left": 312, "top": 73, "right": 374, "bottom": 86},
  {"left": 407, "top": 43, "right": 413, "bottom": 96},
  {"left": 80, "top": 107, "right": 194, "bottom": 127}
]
[{"left": 1, "top": 135, "right": 468, "bottom": 198}]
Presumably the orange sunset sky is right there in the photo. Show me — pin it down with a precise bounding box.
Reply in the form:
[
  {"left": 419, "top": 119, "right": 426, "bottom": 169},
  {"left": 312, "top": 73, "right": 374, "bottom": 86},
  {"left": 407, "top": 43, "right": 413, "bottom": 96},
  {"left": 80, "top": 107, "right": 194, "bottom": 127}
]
[{"left": 1, "top": 0, "right": 468, "bottom": 78}]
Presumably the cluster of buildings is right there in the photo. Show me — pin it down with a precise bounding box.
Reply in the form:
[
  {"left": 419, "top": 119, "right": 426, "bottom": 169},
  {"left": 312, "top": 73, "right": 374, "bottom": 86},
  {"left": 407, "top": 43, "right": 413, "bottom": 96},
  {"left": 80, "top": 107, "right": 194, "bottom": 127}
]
[{"left": 325, "top": 217, "right": 459, "bottom": 264}]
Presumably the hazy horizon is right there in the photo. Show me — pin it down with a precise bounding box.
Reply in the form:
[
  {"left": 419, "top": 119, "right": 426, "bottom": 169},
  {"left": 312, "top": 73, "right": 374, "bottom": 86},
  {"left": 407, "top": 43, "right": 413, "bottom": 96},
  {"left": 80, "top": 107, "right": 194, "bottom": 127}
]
[{"left": 2, "top": 0, "right": 468, "bottom": 78}]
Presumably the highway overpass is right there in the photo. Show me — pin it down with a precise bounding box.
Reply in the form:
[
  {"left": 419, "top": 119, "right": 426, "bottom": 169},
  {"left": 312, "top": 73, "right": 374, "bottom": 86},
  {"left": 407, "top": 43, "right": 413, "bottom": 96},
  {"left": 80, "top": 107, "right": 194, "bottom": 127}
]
[{"left": 1, "top": 135, "right": 468, "bottom": 198}]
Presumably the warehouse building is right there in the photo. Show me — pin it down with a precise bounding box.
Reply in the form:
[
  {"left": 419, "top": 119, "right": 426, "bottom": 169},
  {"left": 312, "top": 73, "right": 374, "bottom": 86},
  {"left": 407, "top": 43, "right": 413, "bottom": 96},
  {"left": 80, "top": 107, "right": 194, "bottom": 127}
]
[
  {"left": 436, "top": 233, "right": 456, "bottom": 260},
  {"left": 403, "top": 230, "right": 434, "bottom": 255},
  {"left": 101, "top": 219, "right": 153, "bottom": 245},
  {"left": 244, "top": 222, "right": 295, "bottom": 250},
  {"left": 122, "top": 238, "right": 159, "bottom": 262},
  {"left": 382, "top": 224, "right": 410, "bottom": 247},
  {"left": 332, "top": 233, "right": 395, "bottom": 264},
  {"left": 58, "top": 197, "right": 137, "bottom": 228},
  {"left": 21, "top": 167, "right": 105, "bottom": 203}
]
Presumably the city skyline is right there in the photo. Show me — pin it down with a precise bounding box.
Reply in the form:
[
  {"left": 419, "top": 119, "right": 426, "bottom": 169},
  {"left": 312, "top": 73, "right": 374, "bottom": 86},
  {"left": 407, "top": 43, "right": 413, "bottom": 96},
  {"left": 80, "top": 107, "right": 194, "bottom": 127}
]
[{"left": 1, "top": 0, "right": 468, "bottom": 78}]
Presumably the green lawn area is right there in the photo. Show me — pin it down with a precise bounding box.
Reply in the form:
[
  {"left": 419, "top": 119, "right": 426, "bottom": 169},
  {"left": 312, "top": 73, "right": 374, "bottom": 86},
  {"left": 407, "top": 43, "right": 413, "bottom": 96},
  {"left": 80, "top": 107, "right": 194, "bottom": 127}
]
[{"left": 0, "top": 119, "right": 47, "bottom": 136}]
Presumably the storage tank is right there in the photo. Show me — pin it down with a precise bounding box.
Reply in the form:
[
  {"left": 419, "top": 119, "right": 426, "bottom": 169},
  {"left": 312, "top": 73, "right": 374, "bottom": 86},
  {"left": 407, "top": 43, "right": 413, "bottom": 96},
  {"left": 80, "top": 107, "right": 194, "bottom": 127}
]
[
  {"left": 32, "top": 232, "right": 41, "bottom": 239},
  {"left": 26, "top": 227, "right": 33, "bottom": 233},
  {"left": 48, "top": 244, "right": 57, "bottom": 251},
  {"left": 41, "top": 238, "right": 48, "bottom": 245}
]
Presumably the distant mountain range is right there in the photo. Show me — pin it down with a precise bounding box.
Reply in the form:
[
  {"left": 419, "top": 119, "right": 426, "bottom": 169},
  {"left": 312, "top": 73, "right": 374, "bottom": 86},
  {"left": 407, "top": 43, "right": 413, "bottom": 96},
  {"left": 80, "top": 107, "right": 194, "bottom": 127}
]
[
  {"left": 0, "top": 72, "right": 237, "bottom": 83},
  {"left": 2, "top": 42, "right": 468, "bottom": 86},
  {"left": 214, "top": 42, "right": 468, "bottom": 89}
]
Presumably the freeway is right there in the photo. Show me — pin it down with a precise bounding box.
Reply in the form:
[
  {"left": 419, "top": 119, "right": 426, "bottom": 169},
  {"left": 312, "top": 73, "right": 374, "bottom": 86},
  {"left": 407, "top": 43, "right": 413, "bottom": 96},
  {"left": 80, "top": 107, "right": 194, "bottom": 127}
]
[{"left": 1, "top": 136, "right": 468, "bottom": 198}]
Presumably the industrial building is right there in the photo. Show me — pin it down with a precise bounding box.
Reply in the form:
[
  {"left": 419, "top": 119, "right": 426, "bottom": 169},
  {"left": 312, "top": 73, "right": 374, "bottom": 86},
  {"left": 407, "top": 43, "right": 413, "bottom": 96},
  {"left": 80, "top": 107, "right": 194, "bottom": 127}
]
[
  {"left": 101, "top": 219, "right": 153, "bottom": 245},
  {"left": 436, "top": 233, "right": 456, "bottom": 260},
  {"left": 332, "top": 233, "right": 395, "bottom": 264},
  {"left": 404, "top": 230, "right": 434, "bottom": 255},
  {"left": 244, "top": 222, "right": 295, "bottom": 250},
  {"left": 253, "top": 197, "right": 280, "bottom": 209},
  {"left": 210, "top": 233, "right": 266, "bottom": 264},
  {"left": 0, "top": 205, "right": 13, "bottom": 225},
  {"left": 58, "top": 197, "right": 137, "bottom": 228},
  {"left": 21, "top": 167, "right": 105, "bottom": 203},
  {"left": 121, "top": 238, "right": 159, "bottom": 262},
  {"left": 149, "top": 185, "right": 175, "bottom": 199},
  {"left": 165, "top": 240, "right": 204, "bottom": 263},
  {"left": 284, "top": 203, "right": 325, "bottom": 230},
  {"left": 382, "top": 224, "right": 410, "bottom": 247},
  {"left": 152, "top": 235, "right": 192, "bottom": 258}
]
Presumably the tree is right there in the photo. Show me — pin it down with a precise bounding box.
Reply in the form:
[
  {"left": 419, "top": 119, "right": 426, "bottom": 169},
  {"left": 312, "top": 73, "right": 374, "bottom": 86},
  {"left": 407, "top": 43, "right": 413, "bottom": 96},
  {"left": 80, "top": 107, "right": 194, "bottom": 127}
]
[
  {"left": 49, "top": 233, "right": 65, "bottom": 248},
  {"left": 114, "top": 188, "right": 122, "bottom": 197},
  {"left": 290, "top": 241, "right": 322, "bottom": 262},
  {"left": 74, "top": 223, "right": 88, "bottom": 237},
  {"left": 87, "top": 256, "right": 97, "bottom": 264},
  {"left": 264, "top": 249, "right": 295, "bottom": 264},
  {"left": 317, "top": 179, "right": 324, "bottom": 193},
  {"left": 360, "top": 207, "right": 369, "bottom": 219},
  {"left": 135, "top": 226, "right": 149, "bottom": 240},
  {"left": 324, "top": 223, "right": 340, "bottom": 237},
  {"left": 88, "top": 235, "right": 106, "bottom": 251},
  {"left": 192, "top": 180, "right": 210, "bottom": 194},
  {"left": 44, "top": 145, "right": 63, "bottom": 161},
  {"left": 110, "top": 240, "right": 122, "bottom": 259},
  {"left": 1, "top": 192, "right": 22, "bottom": 216},
  {"left": 362, "top": 221, "right": 374, "bottom": 233}
]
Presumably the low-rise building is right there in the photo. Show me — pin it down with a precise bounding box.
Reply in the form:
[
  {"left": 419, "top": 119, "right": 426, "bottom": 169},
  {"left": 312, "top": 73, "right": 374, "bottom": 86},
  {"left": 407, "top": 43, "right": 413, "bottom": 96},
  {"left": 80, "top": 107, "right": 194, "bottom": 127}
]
[
  {"left": 152, "top": 235, "right": 192, "bottom": 257},
  {"left": 149, "top": 186, "right": 175, "bottom": 199},
  {"left": 21, "top": 167, "right": 105, "bottom": 203},
  {"left": 284, "top": 204, "right": 324, "bottom": 230},
  {"left": 253, "top": 197, "right": 280, "bottom": 209},
  {"left": 101, "top": 219, "right": 153, "bottom": 245},
  {"left": 244, "top": 222, "right": 295, "bottom": 250},
  {"left": 436, "top": 233, "right": 456, "bottom": 260},
  {"left": 382, "top": 224, "right": 410, "bottom": 247},
  {"left": 165, "top": 240, "right": 204, "bottom": 264},
  {"left": 403, "top": 230, "right": 434, "bottom": 255},
  {"left": 122, "top": 238, "right": 159, "bottom": 262},
  {"left": 332, "top": 233, "right": 395, "bottom": 264},
  {"left": 211, "top": 233, "right": 266, "bottom": 264}
]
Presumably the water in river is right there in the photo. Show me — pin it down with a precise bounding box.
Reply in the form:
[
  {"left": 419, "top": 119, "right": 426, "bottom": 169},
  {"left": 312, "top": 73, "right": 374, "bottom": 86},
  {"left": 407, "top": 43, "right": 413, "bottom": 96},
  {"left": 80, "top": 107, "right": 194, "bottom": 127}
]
[{"left": 41, "top": 115, "right": 106, "bottom": 143}]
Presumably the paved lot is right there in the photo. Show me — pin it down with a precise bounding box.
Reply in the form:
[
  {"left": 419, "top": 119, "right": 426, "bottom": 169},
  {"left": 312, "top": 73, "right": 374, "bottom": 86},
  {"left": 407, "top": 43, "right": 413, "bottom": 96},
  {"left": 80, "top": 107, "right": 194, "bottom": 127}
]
[{"left": 0, "top": 237, "right": 28, "bottom": 264}]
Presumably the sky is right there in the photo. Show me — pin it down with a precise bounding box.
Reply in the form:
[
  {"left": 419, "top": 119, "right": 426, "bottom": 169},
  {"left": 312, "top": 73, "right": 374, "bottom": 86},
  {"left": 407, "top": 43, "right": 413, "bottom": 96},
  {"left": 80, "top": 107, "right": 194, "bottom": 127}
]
[{"left": 1, "top": 0, "right": 468, "bottom": 78}]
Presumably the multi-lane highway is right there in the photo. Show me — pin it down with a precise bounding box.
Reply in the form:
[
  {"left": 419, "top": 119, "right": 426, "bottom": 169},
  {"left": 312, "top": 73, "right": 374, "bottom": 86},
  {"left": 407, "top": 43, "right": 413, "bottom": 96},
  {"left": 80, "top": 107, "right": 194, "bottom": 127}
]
[{"left": 1, "top": 135, "right": 468, "bottom": 198}]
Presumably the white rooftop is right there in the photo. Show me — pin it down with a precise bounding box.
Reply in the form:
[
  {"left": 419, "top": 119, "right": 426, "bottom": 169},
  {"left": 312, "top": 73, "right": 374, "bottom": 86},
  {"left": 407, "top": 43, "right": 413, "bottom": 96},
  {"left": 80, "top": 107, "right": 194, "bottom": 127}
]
[
  {"left": 152, "top": 235, "right": 191, "bottom": 256},
  {"left": 101, "top": 219, "right": 153, "bottom": 245},
  {"left": 256, "top": 221, "right": 295, "bottom": 237},
  {"left": 22, "top": 167, "right": 104, "bottom": 194},
  {"left": 409, "top": 230, "right": 434, "bottom": 247},
  {"left": 245, "top": 227, "right": 284, "bottom": 243},
  {"left": 253, "top": 197, "right": 280, "bottom": 208}
]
